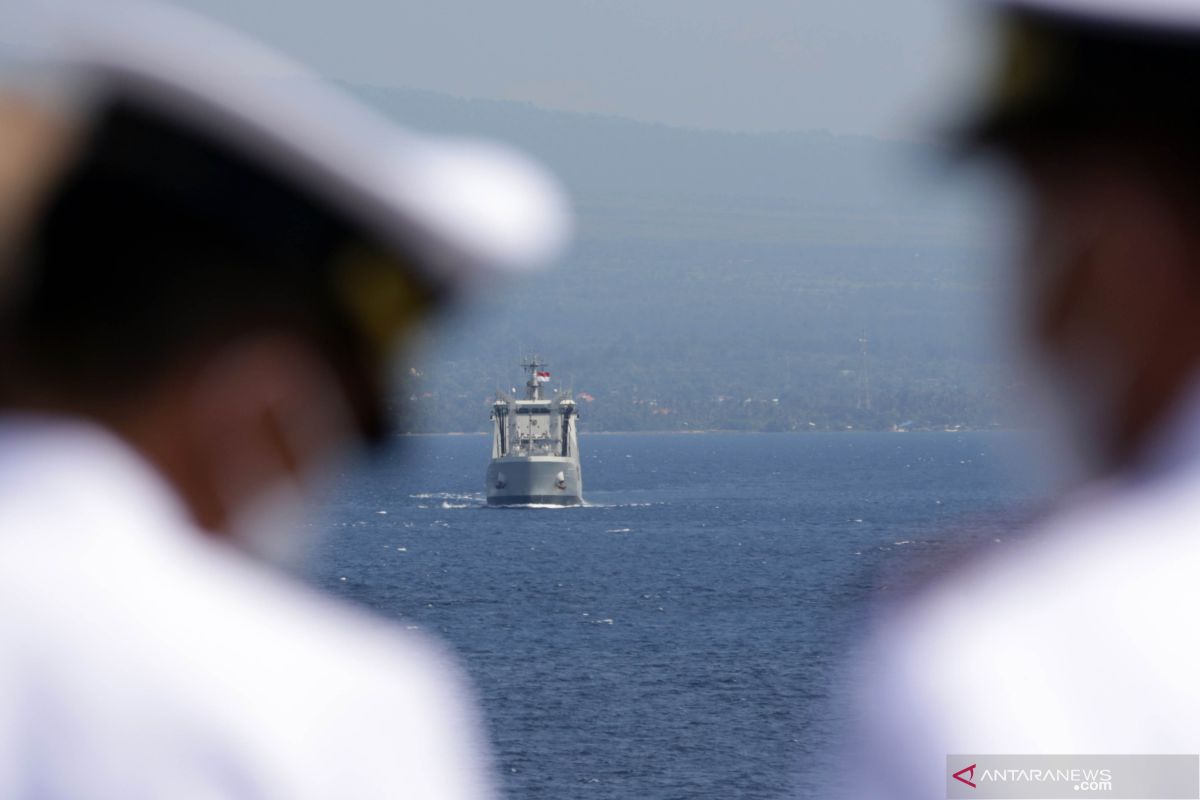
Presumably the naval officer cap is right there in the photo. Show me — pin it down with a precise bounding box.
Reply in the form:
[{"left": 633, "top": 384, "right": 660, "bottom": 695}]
[
  {"left": 32, "top": 1, "right": 572, "bottom": 284},
  {"left": 0, "top": 2, "right": 570, "bottom": 439},
  {"left": 961, "top": 0, "right": 1200, "bottom": 152}
]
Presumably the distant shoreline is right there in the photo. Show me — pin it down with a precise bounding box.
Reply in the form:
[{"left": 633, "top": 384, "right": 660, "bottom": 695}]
[{"left": 396, "top": 428, "right": 1018, "bottom": 437}]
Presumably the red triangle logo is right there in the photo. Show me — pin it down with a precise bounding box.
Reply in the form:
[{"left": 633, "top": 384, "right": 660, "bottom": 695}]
[{"left": 953, "top": 764, "right": 977, "bottom": 788}]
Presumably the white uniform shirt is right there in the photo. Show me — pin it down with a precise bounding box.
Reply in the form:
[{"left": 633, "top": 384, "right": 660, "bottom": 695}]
[
  {"left": 853, "top": 394, "right": 1200, "bottom": 798},
  {"left": 0, "top": 417, "right": 493, "bottom": 800}
]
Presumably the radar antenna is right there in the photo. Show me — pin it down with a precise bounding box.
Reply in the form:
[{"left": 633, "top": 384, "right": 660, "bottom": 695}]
[{"left": 521, "top": 355, "right": 548, "bottom": 401}]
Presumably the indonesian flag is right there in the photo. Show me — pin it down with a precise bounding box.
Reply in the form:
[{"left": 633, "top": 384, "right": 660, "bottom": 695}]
[{"left": 536, "top": 371, "right": 551, "bottom": 383}]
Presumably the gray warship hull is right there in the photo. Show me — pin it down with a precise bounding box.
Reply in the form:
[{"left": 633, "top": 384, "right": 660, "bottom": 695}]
[
  {"left": 486, "top": 456, "right": 582, "bottom": 506},
  {"left": 486, "top": 358, "right": 583, "bottom": 507}
]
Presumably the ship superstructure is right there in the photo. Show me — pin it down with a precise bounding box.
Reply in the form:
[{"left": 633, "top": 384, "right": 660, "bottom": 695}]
[{"left": 486, "top": 358, "right": 582, "bottom": 506}]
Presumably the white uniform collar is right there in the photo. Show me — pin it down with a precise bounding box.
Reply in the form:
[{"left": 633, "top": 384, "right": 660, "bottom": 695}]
[{"left": 0, "top": 413, "right": 194, "bottom": 543}]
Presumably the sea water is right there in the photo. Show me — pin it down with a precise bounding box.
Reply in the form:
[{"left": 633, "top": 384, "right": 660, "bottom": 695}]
[{"left": 309, "top": 432, "right": 1042, "bottom": 799}]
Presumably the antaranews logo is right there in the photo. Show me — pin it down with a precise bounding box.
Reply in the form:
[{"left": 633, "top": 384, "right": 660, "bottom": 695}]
[
  {"left": 952, "top": 764, "right": 977, "bottom": 789},
  {"left": 946, "top": 754, "right": 1200, "bottom": 799}
]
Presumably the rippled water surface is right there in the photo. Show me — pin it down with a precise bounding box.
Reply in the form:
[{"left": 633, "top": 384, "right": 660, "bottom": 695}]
[{"left": 309, "top": 432, "right": 1040, "bottom": 799}]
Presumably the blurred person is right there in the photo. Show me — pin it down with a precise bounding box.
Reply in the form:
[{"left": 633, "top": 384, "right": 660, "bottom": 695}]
[
  {"left": 852, "top": 1, "right": 1200, "bottom": 797},
  {"left": 0, "top": 3, "right": 567, "bottom": 798}
]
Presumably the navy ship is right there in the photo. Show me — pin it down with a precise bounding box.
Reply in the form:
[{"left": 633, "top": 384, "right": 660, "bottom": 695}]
[{"left": 486, "top": 358, "right": 582, "bottom": 506}]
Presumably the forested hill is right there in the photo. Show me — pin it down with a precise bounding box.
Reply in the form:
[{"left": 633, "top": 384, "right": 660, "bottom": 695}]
[{"left": 349, "top": 85, "right": 1016, "bottom": 433}]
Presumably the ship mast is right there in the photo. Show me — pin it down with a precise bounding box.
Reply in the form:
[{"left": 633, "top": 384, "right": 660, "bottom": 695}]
[{"left": 522, "top": 356, "right": 547, "bottom": 401}]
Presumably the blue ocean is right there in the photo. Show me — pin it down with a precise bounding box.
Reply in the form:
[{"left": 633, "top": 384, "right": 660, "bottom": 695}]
[{"left": 308, "top": 432, "right": 1041, "bottom": 799}]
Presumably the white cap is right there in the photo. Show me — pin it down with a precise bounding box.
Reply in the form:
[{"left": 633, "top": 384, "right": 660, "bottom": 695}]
[
  {"left": 9, "top": 1, "right": 571, "bottom": 289},
  {"left": 988, "top": 0, "right": 1200, "bottom": 31}
]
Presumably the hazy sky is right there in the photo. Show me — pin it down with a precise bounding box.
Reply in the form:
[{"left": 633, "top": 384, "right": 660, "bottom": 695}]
[
  {"left": 0, "top": 1, "right": 988, "bottom": 140},
  {"left": 159, "top": 0, "right": 985, "bottom": 141}
]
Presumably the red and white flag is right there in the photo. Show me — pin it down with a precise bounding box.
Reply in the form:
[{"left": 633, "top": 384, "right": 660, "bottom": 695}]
[{"left": 536, "top": 371, "right": 551, "bottom": 383}]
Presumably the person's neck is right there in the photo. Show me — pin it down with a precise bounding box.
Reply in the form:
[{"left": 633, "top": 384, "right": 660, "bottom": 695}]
[{"left": 1, "top": 393, "right": 230, "bottom": 536}]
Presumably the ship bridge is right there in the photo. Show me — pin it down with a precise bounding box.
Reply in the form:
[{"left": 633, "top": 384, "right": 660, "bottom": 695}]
[{"left": 489, "top": 358, "right": 579, "bottom": 460}]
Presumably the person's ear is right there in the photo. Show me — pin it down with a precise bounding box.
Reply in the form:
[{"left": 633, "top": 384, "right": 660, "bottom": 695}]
[
  {"left": 1094, "top": 173, "right": 1190, "bottom": 342},
  {"left": 181, "top": 333, "right": 356, "bottom": 532},
  {"left": 1028, "top": 164, "right": 1191, "bottom": 360}
]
